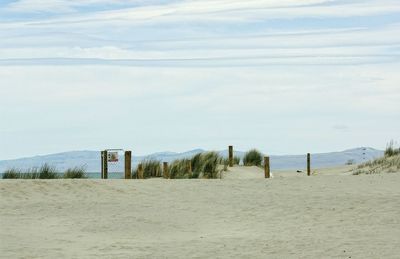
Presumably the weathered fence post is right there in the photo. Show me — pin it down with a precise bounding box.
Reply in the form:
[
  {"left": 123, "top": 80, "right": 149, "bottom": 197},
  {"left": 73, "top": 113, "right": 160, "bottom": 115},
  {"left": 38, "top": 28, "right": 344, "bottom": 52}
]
[
  {"left": 264, "top": 156, "right": 270, "bottom": 178},
  {"left": 124, "top": 151, "right": 132, "bottom": 179},
  {"left": 307, "top": 153, "right": 311, "bottom": 176},
  {"left": 187, "top": 160, "right": 192, "bottom": 178},
  {"left": 101, "top": 150, "right": 108, "bottom": 179},
  {"left": 163, "top": 162, "right": 169, "bottom": 179},
  {"left": 101, "top": 151, "right": 104, "bottom": 179},
  {"left": 138, "top": 163, "right": 144, "bottom": 179},
  {"left": 229, "top": 145, "right": 233, "bottom": 167}
]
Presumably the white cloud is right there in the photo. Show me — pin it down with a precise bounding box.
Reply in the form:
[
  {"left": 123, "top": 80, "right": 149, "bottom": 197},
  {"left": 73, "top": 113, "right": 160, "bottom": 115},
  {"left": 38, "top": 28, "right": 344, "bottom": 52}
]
[
  {"left": 1, "top": 24, "right": 399, "bottom": 67},
  {"left": 4, "top": 0, "right": 163, "bottom": 13},
  {"left": 4, "top": 0, "right": 327, "bottom": 13},
  {"left": 3, "top": 0, "right": 400, "bottom": 26}
]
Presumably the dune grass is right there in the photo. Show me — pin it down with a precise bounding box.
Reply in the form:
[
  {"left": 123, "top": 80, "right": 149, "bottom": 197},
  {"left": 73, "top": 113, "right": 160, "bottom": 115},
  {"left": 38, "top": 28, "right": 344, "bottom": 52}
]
[
  {"left": 353, "top": 143, "right": 400, "bottom": 175},
  {"left": 2, "top": 164, "right": 87, "bottom": 179},
  {"left": 191, "top": 153, "right": 204, "bottom": 177},
  {"left": 219, "top": 156, "right": 241, "bottom": 171},
  {"left": 132, "top": 159, "right": 162, "bottom": 179},
  {"left": 132, "top": 152, "right": 224, "bottom": 179},
  {"left": 167, "top": 151, "right": 223, "bottom": 179},
  {"left": 243, "top": 149, "right": 263, "bottom": 166},
  {"left": 169, "top": 158, "right": 192, "bottom": 179},
  {"left": 384, "top": 140, "right": 400, "bottom": 157},
  {"left": 2, "top": 168, "right": 22, "bottom": 179},
  {"left": 353, "top": 154, "right": 400, "bottom": 175},
  {"left": 63, "top": 166, "right": 87, "bottom": 179},
  {"left": 199, "top": 151, "right": 222, "bottom": 179},
  {"left": 221, "top": 158, "right": 229, "bottom": 172},
  {"left": 38, "top": 164, "right": 59, "bottom": 179}
]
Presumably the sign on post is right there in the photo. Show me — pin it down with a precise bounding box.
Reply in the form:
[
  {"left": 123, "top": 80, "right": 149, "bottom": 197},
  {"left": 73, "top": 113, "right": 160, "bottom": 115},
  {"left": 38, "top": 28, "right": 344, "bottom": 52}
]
[{"left": 107, "top": 152, "right": 119, "bottom": 162}]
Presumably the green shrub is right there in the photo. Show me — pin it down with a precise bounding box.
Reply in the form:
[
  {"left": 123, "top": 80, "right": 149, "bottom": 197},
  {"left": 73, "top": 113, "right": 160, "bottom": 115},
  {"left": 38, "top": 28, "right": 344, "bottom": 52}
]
[
  {"left": 63, "top": 166, "right": 87, "bottom": 179},
  {"left": 243, "top": 149, "right": 263, "bottom": 166}
]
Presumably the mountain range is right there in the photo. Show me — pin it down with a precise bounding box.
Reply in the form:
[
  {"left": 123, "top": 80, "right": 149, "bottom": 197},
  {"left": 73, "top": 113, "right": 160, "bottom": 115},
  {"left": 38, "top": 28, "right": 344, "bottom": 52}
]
[{"left": 0, "top": 147, "right": 383, "bottom": 173}]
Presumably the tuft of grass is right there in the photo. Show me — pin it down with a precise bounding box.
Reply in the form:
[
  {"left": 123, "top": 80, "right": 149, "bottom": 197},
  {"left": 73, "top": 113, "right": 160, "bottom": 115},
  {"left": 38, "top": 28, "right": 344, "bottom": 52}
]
[
  {"left": 38, "top": 164, "right": 59, "bottom": 179},
  {"left": 63, "top": 166, "right": 87, "bottom": 179},
  {"left": 131, "top": 168, "right": 137, "bottom": 179},
  {"left": 169, "top": 158, "right": 192, "bottom": 179},
  {"left": 167, "top": 151, "right": 223, "bottom": 179},
  {"left": 385, "top": 140, "right": 400, "bottom": 157},
  {"left": 132, "top": 159, "right": 162, "bottom": 179},
  {"left": 221, "top": 158, "right": 229, "bottom": 171},
  {"left": 191, "top": 153, "right": 203, "bottom": 176},
  {"left": 2, "top": 166, "right": 48, "bottom": 179},
  {"left": 2, "top": 168, "right": 22, "bottom": 179},
  {"left": 221, "top": 156, "right": 240, "bottom": 170},
  {"left": 2, "top": 164, "right": 87, "bottom": 179},
  {"left": 23, "top": 168, "right": 40, "bottom": 179},
  {"left": 200, "top": 151, "right": 221, "bottom": 179},
  {"left": 243, "top": 149, "right": 263, "bottom": 166}
]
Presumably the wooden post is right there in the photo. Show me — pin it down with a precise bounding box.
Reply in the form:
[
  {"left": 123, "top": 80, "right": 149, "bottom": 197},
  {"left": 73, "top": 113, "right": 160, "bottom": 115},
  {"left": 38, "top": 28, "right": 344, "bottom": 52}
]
[
  {"left": 264, "top": 156, "right": 270, "bottom": 178},
  {"left": 138, "top": 163, "right": 144, "bottom": 179},
  {"left": 307, "top": 153, "right": 311, "bottom": 176},
  {"left": 163, "top": 162, "right": 169, "bottom": 179},
  {"left": 101, "top": 151, "right": 104, "bottom": 179},
  {"left": 187, "top": 160, "right": 192, "bottom": 178},
  {"left": 104, "top": 150, "right": 108, "bottom": 179},
  {"left": 101, "top": 150, "right": 108, "bottom": 179},
  {"left": 229, "top": 145, "right": 233, "bottom": 167},
  {"left": 124, "top": 151, "right": 132, "bottom": 179}
]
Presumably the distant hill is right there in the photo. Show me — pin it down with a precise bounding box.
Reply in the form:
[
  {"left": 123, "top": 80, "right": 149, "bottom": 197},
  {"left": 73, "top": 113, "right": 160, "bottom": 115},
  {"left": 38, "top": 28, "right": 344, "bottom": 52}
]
[{"left": 0, "top": 147, "right": 383, "bottom": 173}]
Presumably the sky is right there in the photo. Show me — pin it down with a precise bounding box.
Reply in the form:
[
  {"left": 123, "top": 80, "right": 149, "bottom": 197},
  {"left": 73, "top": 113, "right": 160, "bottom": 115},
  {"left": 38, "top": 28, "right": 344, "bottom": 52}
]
[{"left": 0, "top": 0, "right": 399, "bottom": 159}]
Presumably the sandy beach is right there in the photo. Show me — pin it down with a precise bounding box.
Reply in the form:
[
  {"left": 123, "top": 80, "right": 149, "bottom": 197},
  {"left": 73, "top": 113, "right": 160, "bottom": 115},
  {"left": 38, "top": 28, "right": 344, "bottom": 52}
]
[
  {"left": 2, "top": 0, "right": 399, "bottom": 257},
  {"left": 1, "top": 168, "right": 400, "bottom": 258}
]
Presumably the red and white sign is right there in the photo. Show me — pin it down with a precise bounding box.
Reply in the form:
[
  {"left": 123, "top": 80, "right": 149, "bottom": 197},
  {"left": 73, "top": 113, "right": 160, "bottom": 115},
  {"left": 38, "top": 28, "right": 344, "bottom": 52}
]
[{"left": 107, "top": 152, "right": 119, "bottom": 162}]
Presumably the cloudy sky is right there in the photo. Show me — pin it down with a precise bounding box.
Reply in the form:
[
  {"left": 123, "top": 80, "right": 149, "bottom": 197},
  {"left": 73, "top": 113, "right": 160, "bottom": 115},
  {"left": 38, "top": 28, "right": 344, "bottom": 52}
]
[{"left": 0, "top": 0, "right": 399, "bottom": 159}]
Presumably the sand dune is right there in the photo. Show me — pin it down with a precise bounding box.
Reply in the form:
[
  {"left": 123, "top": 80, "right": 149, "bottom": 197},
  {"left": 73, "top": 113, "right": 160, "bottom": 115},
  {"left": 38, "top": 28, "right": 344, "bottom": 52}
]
[{"left": 1, "top": 167, "right": 400, "bottom": 258}]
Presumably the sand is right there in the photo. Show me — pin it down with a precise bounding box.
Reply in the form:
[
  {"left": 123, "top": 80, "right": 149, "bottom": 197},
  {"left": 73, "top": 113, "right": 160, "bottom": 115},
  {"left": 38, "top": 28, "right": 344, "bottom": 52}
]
[{"left": 1, "top": 167, "right": 400, "bottom": 258}]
